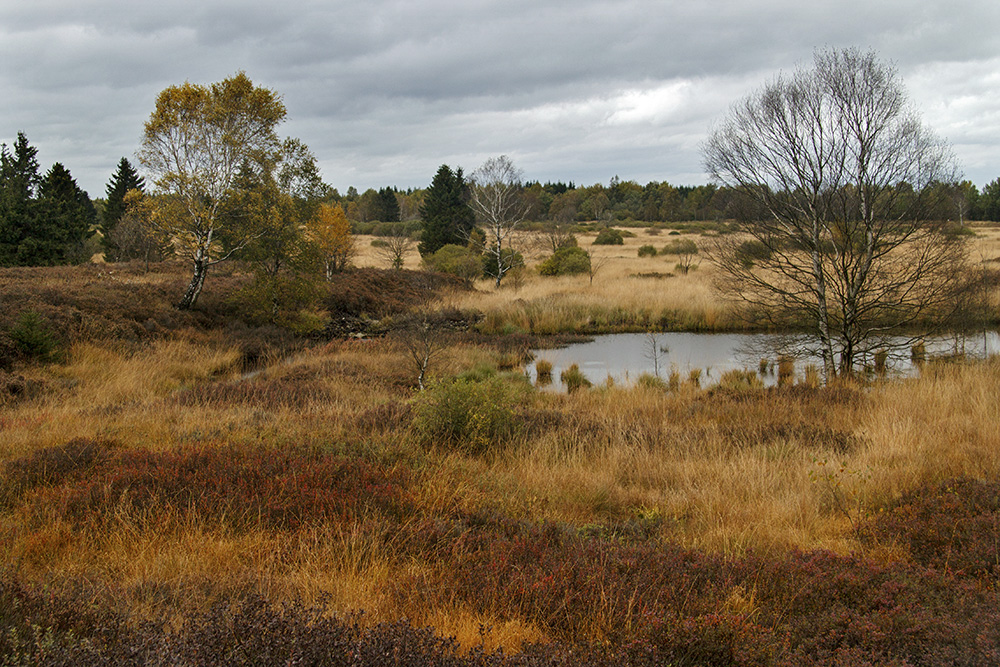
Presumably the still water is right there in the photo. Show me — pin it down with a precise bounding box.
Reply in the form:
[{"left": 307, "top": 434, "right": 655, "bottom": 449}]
[{"left": 526, "top": 331, "right": 1000, "bottom": 391}]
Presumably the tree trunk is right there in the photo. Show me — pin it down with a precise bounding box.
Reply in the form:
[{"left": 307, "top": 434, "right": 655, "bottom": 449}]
[{"left": 178, "top": 257, "right": 208, "bottom": 310}]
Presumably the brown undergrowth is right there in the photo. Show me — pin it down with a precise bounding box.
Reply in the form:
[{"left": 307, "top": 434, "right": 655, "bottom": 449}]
[{"left": 2, "top": 261, "right": 1000, "bottom": 663}]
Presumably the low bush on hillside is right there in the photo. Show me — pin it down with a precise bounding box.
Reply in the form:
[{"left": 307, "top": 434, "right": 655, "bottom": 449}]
[
  {"left": 637, "top": 244, "right": 658, "bottom": 257},
  {"left": 538, "top": 246, "right": 591, "bottom": 276},
  {"left": 862, "top": 477, "right": 1000, "bottom": 580},
  {"left": 421, "top": 244, "right": 483, "bottom": 283},
  {"left": 399, "top": 515, "right": 1000, "bottom": 665},
  {"left": 593, "top": 228, "right": 624, "bottom": 245},
  {"left": 660, "top": 238, "right": 698, "bottom": 256}
]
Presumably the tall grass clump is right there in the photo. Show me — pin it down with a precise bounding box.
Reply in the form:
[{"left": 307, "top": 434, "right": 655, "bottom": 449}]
[
  {"left": 534, "top": 359, "right": 553, "bottom": 384},
  {"left": 777, "top": 355, "right": 795, "bottom": 386},
  {"left": 560, "top": 364, "right": 591, "bottom": 393}
]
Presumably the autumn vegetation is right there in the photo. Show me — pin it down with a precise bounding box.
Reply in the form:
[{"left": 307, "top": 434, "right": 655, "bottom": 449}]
[
  {"left": 0, "top": 217, "right": 998, "bottom": 664},
  {"left": 3, "top": 60, "right": 1000, "bottom": 664}
]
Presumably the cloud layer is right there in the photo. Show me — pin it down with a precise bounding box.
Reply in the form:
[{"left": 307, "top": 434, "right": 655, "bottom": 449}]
[{"left": 2, "top": 0, "right": 999, "bottom": 196}]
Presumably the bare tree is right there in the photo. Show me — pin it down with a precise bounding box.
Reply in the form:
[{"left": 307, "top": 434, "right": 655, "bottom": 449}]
[
  {"left": 643, "top": 332, "right": 668, "bottom": 377},
  {"left": 703, "top": 48, "right": 971, "bottom": 378},
  {"left": 585, "top": 249, "right": 609, "bottom": 286},
  {"left": 376, "top": 227, "right": 415, "bottom": 270},
  {"left": 396, "top": 318, "right": 448, "bottom": 391},
  {"left": 470, "top": 155, "right": 529, "bottom": 288}
]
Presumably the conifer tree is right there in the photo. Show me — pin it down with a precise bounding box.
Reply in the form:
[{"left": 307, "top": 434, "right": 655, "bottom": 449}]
[
  {"left": 31, "top": 163, "right": 96, "bottom": 265},
  {"left": 418, "top": 165, "right": 474, "bottom": 256},
  {"left": 101, "top": 157, "right": 145, "bottom": 261},
  {"left": 0, "top": 132, "right": 41, "bottom": 266},
  {"left": 376, "top": 186, "right": 400, "bottom": 222}
]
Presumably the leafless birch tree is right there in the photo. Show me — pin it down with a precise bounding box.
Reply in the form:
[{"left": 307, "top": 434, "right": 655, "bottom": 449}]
[{"left": 703, "top": 48, "right": 971, "bottom": 378}]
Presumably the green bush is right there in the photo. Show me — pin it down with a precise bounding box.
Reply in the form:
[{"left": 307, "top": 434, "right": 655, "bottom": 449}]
[
  {"left": 226, "top": 275, "right": 324, "bottom": 334},
  {"left": 8, "top": 311, "right": 58, "bottom": 362},
  {"left": 412, "top": 376, "right": 530, "bottom": 454},
  {"left": 637, "top": 245, "right": 658, "bottom": 258},
  {"left": 422, "top": 244, "right": 482, "bottom": 282},
  {"left": 593, "top": 228, "right": 624, "bottom": 245},
  {"left": 660, "top": 239, "right": 698, "bottom": 256},
  {"left": 735, "top": 239, "right": 771, "bottom": 267},
  {"left": 636, "top": 372, "right": 668, "bottom": 391},
  {"left": 716, "top": 368, "right": 764, "bottom": 392},
  {"left": 481, "top": 247, "right": 525, "bottom": 281},
  {"left": 538, "top": 246, "right": 591, "bottom": 276}
]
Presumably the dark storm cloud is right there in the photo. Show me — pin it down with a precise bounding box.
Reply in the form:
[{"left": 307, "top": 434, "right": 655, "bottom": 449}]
[{"left": 1, "top": 0, "right": 998, "bottom": 197}]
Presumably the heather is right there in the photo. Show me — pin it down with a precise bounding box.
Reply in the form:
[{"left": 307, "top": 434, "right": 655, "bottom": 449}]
[{"left": 2, "top": 257, "right": 1000, "bottom": 664}]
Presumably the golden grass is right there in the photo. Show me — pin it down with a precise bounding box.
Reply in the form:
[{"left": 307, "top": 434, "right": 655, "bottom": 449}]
[
  {"left": 355, "top": 225, "right": 1000, "bottom": 334},
  {"left": 4, "top": 331, "right": 1000, "bottom": 648},
  {"left": 3, "top": 229, "right": 1000, "bottom": 650}
]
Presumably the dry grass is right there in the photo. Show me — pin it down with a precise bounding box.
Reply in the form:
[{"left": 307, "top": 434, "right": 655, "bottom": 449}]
[
  {"left": 7, "top": 332, "right": 998, "bottom": 636},
  {"left": 3, "top": 235, "right": 1000, "bottom": 658},
  {"left": 355, "top": 225, "right": 1000, "bottom": 334}
]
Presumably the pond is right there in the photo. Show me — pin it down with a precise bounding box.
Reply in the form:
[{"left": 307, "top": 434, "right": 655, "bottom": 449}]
[{"left": 526, "top": 331, "right": 1000, "bottom": 391}]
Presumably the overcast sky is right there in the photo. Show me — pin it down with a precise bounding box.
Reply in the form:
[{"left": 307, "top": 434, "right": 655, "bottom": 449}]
[{"left": 2, "top": 0, "right": 999, "bottom": 199}]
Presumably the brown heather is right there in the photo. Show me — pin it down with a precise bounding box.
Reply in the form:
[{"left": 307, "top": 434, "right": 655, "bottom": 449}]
[{"left": 2, "top": 227, "right": 1000, "bottom": 664}]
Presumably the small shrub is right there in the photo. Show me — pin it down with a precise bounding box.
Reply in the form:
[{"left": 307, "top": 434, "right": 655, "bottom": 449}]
[
  {"left": 457, "top": 362, "right": 498, "bottom": 383},
  {"left": 668, "top": 369, "right": 681, "bottom": 391},
  {"left": 715, "top": 368, "right": 764, "bottom": 393},
  {"left": 2, "top": 438, "right": 117, "bottom": 507},
  {"left": 422, "top": 244, "right": 482, "bottom": 282},
  {"left": 15, "top": 446, "right": 413, "bottom": 531},
  {"left": 637, "top": 245, "right": 657, "bottom": 258},
  {"left": 735, "top": 239, "right": 772, "bottom": 267},
  {"left": 8, "top": 311, "right": 59, "bottom": 362},
  {"left": 538, "top": 246, "right": 591, "bottom": 276},
  {"left": 777, "top": 355, "right": 795, "bottom": 386},
  {"left": 863, "top": 477, "right": 1000, "bottom": 580},
  {"left": 481, "top": 247, "right": 524, "bottom": 282},
  {"left": 412, "top": 376, "right": 530, "bottom": 454},
  {"left": 325, "top": 268, "right": 467, "bottom": 318},
  {"left": 873, "top": 349, "right": 889, "bottom": 375},
  {"left": 660, "top": 239, "right": 698, "bottom": 256},
  {"left": 593, "top": 228, "right": 624, "bottom": 245},
  {"left": 802, "top": 364, "right": 821, "bottom": 388},
  {"left": 535, "top": 359, "right": 553, "bottom": 384},
  {"left": 560, "top": 363, "right": 591, "bottom": 393}
]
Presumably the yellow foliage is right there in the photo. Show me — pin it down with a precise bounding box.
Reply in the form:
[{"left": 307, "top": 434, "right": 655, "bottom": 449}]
[{"left": 310, "top": 202, "right": 354, "bottom": 278}]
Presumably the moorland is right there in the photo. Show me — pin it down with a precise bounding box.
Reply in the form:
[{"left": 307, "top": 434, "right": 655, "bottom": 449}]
[{"left": 2, "top": 222, "right": 1000, "bottom": 665}]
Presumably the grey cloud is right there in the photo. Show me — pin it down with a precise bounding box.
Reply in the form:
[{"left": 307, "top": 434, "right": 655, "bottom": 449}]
[{"left": 1, "top": 0, "right": 998, "bottom": 197}]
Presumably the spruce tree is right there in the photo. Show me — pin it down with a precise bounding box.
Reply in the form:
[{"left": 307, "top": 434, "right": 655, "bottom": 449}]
[
  {"left": 376, "top": 186, "right": 400, "bottom": 223},
  {"left": 418, "top": 165, "right": 475, "bottom": 256},
  {"left": 101, "top": 157, "right": 145, "bottom": 261},
  {"left": 0, "top": 132, "right": 41, "bottom": 266},
  {"left": 30, "top": 163, "right": 96, "bottom": 265}
]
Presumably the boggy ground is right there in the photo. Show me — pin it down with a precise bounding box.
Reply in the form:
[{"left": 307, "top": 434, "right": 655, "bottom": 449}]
[{"left": 1, "top": 244, "right": 1000, "bottom": 665}]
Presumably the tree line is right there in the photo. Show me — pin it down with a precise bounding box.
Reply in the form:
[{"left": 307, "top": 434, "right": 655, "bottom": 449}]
[{"left": 1, "top": 56, "right": 997, "bottom": 368}]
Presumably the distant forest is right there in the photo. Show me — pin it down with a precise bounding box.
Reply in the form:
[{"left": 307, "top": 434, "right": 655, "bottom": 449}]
[{"left": 335, "top": 176, "right": 996, "bottom": 234}]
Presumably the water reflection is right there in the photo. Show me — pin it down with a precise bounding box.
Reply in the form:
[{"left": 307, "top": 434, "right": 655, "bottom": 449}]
[{"left": 527, "top": 331, "right": 999, "bottom": 391}]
